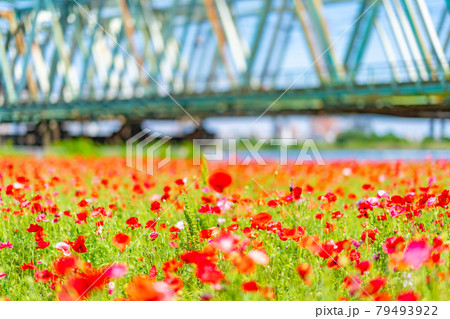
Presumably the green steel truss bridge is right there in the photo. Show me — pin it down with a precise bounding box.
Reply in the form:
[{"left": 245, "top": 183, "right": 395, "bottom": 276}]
[{"left": 0, "top": 0, "right": 450, "bottom": 124}]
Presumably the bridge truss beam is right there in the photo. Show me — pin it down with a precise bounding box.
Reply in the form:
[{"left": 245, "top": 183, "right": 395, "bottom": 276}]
[{"left": 0, "top": 0, "right": 449, "bottom": 122}]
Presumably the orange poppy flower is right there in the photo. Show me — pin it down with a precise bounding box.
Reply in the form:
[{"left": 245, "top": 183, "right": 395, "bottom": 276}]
[
  {"left": 127, "top": 276, "right": 175, "bottom": 301},
  {"left": 297, "top": 263, "right": 312, "bottom": 285},
  {"left": 112, "top": 233, "right": 131, "bottom": 252},
  {"left": 251, "top": 212, "right": 272, "bottom": 230}
]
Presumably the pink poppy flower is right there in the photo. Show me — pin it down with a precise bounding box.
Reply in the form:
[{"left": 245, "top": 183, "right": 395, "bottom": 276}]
[
  {"left": 366, "top": 197, "right": 379, "bottom": 207},
  {"left": 377, "top": 190, "right": 389, "bottom": 199},
  {"left": 0, "top": 241, "right": 13, "bottom": 249},
  {"left": 248, "top": 250, "right": 270, "bottom": 265},
  {"left": 104, "top": 263, "right": 128, "bottom": 279},
  {"left": 217, "top": 197, "right": 232, "bottom": 211},
  {"left": 35, "top": 213, "right": 48, "bottom": 223},
  {"left": 403, "top": 239, "right": 431, "bottom": 270},
  {"left": 149, "top": 232, "right": 159, "bottom": 241},
  {"left": 389, "top": 205, "right": 405, "bottom": 218},
  {"left": 427, "top": 197, "right": 437, "bottom": 207},
  {"left": 108, "top": 282, "right": 115, "bottom": 295},
  {"left": 55, "top": 242, "right": 71, "bottom": 256}
]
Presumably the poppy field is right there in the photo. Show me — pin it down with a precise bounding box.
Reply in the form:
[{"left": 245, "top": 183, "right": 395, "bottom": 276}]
[{"left": 0, "top": 155, "right": 449, "bottom": 301}]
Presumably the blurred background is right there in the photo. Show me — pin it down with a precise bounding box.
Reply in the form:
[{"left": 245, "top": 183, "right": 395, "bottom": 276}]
[{"left": 0, "top": 0, "right": 449, "bottom": 159}]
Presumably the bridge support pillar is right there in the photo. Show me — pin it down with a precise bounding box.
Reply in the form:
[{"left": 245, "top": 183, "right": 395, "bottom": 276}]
[
  {"left": 429, "top": 118, "right": 435, "bottom": 140},
  {"left": 49, "top": 121, "right": 61, "bottom": 142},
  {"left": 37, "top": 121, "right": 51, "bottom": 146},
  {"left": 274, "top": 116, "right": 284, "bottom": 139},
  {"left": 33, "top": 121, "right": 67, "bottom": 146},
  {"left": 24, "top": 123, "right": 37, "bottom": 145},
  {"left": 111, "top": 119, "right": 142, "bottom": 143}
]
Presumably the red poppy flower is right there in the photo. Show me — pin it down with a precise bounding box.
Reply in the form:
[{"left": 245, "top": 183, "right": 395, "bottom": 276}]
[
  {"left": 26, "top": 224, "right": 43, "bottom": 233},
  {"left": 293, "top": 187, "right": 302, "bottom": 200},
  {"left": 317, "top": 242, "right": 335, "bottom": 259},
  {"left": 390, "top": 195, "right": 404, "bottom": 205},
  {"left": 382, "top": 236, "right": 405, "bottom": 254},
  {"left": 324, "top": 192, "right": 337, "bottom": 202},
  {"left": 361, "top": 228, "right": 378, "bottom": 244},
  {"left": 53, "top": 256, "right": 79, "bottom": 276},
  {"left": 208, "top": 170, "right": 232, "bottom": 193},
  {"left": 315, "top": 213, "right": 324, "bottom": 220},
  {"left": 227, "top": 224, "right": 239, "bottom": 232},
  {"left": 70, "top": 235, "right": 87, "bottom": 253},
  {"left": 35, "top": 269, "right": 57, "bottom": 283},
  {"left": 196, "top": 264, "right": 224, "bottom": 284},
  {"left": 331, "top": 211, "right": 344, "bottom": 219},
  {"left": 36, "top": 240, "right": 50, "bottom": 250},
  {"left": 242, "top": 281, "right": 259, "bottom": 292},
  {"left": 323, "top": 222, "right": 336, "bottom": 234},
  {"left": 162, "top": 259, "right": 183, "bottom": 274},
  {"left": 397, "top": 291, "right": 420, "bottom": 301},
  {"left": 200, "top": 293, "right": 213, "bottom": 301},
  {"left": 77, "top": 199, "right": 89, "bottom": 208},
  {"left": 150, "top": 201, "right": 161, "bottom": 212},
  {"left": 374, "top": 293, "right": 391, "bottom": 301},
  {"left": 148, "top": 265, "right": 157, "bottom": 280},
  {"left": 175, "top": 179, "right": 185, "bottom": 186},
  {"left": 199, "top": 228, "right": 214, "bottom": 239},
  {"left": 58, "top": 263, "right": 127, "bottom": 300},
  {"left": 75, "top": 212, "right": 87, "bottom": 224},
  {"left": 169, "top": 226, "right": 181, "bottom": 233},
  {"left": 145, "top": 220, "right": 157, "bottom": 231},
  {"left": 326, "top": 255, "right": 344, "bottom": 269},
  {"left": 362, "top": 277, "right": 387, "bottom": 296},
  {"left": 126, "top": 217, "right": 142, "bottom": 230},
  {"left": 342, "top": 275, "right": 362, "bottom": 296},
  {"left": 355, "top": 260, "right": 372, "bottom": 275},
  {"left": 21, "top": 260, "right": 37, "bottom": 271},
  {"left": 267, "top": 200, "right": 279, "bottom": 208},
  {"left": 112, "top": 233, "right": 131, "bottom": 252},
  {"left": 34, "top": 230, "right": 46, "bottom": 242}
]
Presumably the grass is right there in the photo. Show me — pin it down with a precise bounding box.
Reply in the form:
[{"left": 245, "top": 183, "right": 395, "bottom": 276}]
[{"left": 0, "top": 155, "right": 449, "bottom": 300}]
